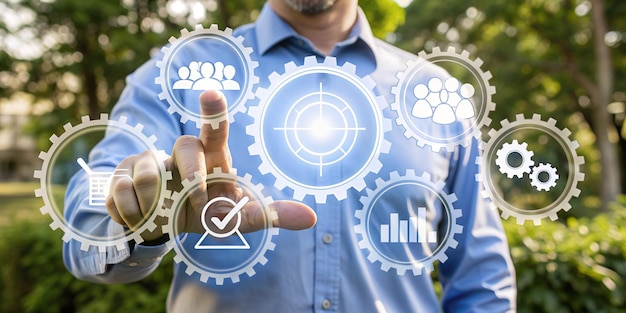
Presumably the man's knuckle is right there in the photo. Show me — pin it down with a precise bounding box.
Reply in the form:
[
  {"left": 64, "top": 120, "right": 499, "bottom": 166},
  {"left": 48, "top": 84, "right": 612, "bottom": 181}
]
[
  {"left": 112, "top": 177, "right": 134, "bottom": 194},
  {"left": 174, "top": 135, "right": 200, "bottom": 149},
  {"left": 133, "top": 170, "right": 158, "bottom": 190}
]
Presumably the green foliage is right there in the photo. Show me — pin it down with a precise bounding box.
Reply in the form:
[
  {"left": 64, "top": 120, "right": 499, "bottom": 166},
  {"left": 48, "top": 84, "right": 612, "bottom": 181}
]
[
  {"left": 0, "top": 218, "right": 174, "bottom": 313},
  {"left": 360, "top": 0, "right": 405, "bottom": 39},
  {"left": 504, "top": 198, "right": 626, "bottom": 312}
]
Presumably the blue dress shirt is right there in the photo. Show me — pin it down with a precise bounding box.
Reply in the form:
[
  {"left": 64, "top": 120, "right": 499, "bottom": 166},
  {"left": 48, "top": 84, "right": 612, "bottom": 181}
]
[{"left": 63, "top": 4, "right": 516, "bottom": 312}]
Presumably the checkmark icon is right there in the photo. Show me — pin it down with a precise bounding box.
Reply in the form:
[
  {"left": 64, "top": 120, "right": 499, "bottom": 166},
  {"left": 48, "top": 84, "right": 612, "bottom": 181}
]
[{"left": 210, "top": 196, "right": 249, "bottom": 231}]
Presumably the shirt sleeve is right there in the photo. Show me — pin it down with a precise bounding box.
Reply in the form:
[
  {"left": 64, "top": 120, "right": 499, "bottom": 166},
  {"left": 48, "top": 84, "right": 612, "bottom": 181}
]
[
  {"left": 62, "top": 58, "right": 181, "bottom": 283},
  {"left": 438, "top": 137, "right": 517, "bottom": 312}
]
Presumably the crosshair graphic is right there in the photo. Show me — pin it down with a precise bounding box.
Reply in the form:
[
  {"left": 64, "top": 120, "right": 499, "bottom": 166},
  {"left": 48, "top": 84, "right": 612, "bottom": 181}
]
[
  {"left": 247, "top": 56, "right": 391, "bottom": 203},
  {"left": 274, "top": 82, "right": 366, "bottom": 176}
]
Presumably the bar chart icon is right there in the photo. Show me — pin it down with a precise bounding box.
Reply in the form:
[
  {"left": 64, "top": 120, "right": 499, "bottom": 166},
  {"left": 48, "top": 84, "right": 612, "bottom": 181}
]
[{"left": 380, "top": 207, "right": 437, "bottom": 244}]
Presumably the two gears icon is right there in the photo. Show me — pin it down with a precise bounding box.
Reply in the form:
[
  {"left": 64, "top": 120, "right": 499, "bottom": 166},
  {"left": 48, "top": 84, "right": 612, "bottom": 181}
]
[
  {"left": 479, "top": 114, "right": 585, "bottom": 225},
  {"left": 496, "top": 140, "right": 559, "bottom": 192}
]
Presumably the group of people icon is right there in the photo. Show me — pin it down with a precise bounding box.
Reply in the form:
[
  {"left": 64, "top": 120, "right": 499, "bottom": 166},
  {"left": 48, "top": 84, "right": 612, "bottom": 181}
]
[
  {"left": 173, "top": 61, "right": 241, "bottom": 91},
  {"left": 411, "top": 77, "right": 476, "bottom": 125}
]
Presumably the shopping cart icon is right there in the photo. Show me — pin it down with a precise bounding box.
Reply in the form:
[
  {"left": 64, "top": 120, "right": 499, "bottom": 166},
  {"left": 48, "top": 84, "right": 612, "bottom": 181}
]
[{"left": 77, "top": 158, "right": 131, "bottom": 206}]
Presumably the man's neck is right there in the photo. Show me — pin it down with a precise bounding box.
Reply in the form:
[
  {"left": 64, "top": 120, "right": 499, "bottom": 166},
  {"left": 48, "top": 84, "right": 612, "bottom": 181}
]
[{"left": 268, "top": 0, "right": 358, "bottom": 55}]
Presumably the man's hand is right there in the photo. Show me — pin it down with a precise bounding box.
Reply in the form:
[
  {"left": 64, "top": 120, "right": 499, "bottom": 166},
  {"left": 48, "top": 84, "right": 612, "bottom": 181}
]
[{"left": 105, "top": 90, "right": 317, "bottom": 242}]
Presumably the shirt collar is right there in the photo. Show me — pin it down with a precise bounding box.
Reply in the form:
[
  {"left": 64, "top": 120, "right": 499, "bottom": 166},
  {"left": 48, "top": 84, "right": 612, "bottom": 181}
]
[
  {"left": 344, "top": 7, "right": 378, "bottom": 55},
  {"left": 255, "top": 3, "right": 299, "bottom": 55},
  {"left": 255, "top": 3, "right": 378, "bottom": 58}
]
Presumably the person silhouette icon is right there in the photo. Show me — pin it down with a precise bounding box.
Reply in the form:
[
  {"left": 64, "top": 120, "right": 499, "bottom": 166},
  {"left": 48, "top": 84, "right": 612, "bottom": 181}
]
[
  {"left": 188, "top": 61, "right": 203, "bottom": 81},
  {"left": 192, "top": 62, "right": 223, "bottom": 90},
  {"left": 173, "top": 66, "right": 193, "bottom": 89},
  {"left": 411, "top": 83, "right": 433, "bottom": 119},
  {"left": 212, "top": 61, "right": 225, "bottom": 81},
  {"left": 222, "top": 65, "right": 241, "bottom": 90}
]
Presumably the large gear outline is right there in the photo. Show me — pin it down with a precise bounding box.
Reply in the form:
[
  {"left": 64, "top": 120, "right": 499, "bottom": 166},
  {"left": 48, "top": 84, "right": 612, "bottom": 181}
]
[
  {"left": 477, "top": 113, "right": 585, "bottom": 225},
  {"left": 247, "top": 56, "right": 392, "bottom": 203},
  {"left": 33, "top": 114, "right": 172, "bottom": 252},
  {"left": 163, "top": 168, "right": 279, "bottom": 285},
  {"left": 354, "top": 170, "right": 463, "bottom": 276},
  {"left": 391, "top": 46, "right": 496, "bottom": 152},
  {"left": 155, "top": 24, "right": 259, "bottom": 129},
  {"left": 495, "top": 140, "right": 534, "bottom": 179},
  {"left": 530, "top": 163, "right": 559, "bottom": 192}
]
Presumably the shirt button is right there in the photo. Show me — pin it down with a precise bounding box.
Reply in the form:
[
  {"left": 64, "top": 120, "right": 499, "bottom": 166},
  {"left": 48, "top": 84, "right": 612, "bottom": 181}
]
[
  {"left": 128, "top": 261, "right": 139, "bottom": 267},
  {"left": 322, "top": 233, "right": 333, "bottom": 244},
  {"left": 321, "top": 299, "right": 332, "bottom": 310}
]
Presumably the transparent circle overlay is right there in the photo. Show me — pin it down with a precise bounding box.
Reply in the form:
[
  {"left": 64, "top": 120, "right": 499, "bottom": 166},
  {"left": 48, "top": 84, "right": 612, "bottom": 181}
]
[
  {"left": 34, "top": 114, "right": 171, "bottom": 252},
  {"left": 163, "top": 168, "right": 278, "bottom": 285},
  {"left": 247, "top": 56, "right": 392, "bottom": 203},
  {"left": 477, "top": 113, "right": 585, "bottom": 225},
  {"left": 354, "top": 170, "right": 463, "bottom": 275},
  {"left": 155, "top": 24, "right": 259, "bottom": 128},
  {"left": 391, "top": 46, "right": 495, "bottom": 152}
]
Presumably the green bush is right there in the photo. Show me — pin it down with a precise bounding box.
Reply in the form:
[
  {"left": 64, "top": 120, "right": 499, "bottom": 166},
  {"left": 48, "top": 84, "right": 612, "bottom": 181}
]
[
  {"left": 504, "top": 198, "right": 626, "bottom": 313},
  {"left": 1, "top": 200, "right": 626, "bottom": 312},
  {"left": 0, "top": 218, "right": 173, "bottom": 313}
]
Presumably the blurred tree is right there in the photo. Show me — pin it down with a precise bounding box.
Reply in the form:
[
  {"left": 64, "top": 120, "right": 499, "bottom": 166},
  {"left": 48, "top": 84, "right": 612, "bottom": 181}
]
[
  {"left": 360, "top": 0, "right": 405, "bottom": 38},
  {"left": 0, "top": 0, "right": 188, "bottom": 149},
  {"left": 395, "top": 0, "right": 626, "bottom": 211}
]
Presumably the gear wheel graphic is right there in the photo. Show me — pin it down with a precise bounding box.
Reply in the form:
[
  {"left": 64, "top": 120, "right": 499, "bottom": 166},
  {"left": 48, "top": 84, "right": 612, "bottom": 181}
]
[
  {"left": 530, "top": 163, "right": 559, "bottom": 192},
  {"left": 33, "top": 114, "right": 171, "bottom": 252},
  {"left": 477, "top": 113, "right": 585, "bottom": 225},
  {"left": 247, "top": 56, "right": 392, "bottom": 203},
  {"left": 391, "top": 46, "right": 496, "bottom": 152},
  {"left": 495, "top": 140, "right": 534, "bottom": 179},
  {"left": 354, "top": 170, "right": 463, "bottom": 276},
  {"left": 163, "top": 168, "right": 279, "bottom": 285},
  {"left": 155, "top": 24, "right": 259, "bottom": 128}
]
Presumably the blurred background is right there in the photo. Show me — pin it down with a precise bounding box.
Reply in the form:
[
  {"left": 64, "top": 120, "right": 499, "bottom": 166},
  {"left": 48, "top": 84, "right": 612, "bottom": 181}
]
[{"left": 0, "top": 0, "right": 625, "bottom": 312}]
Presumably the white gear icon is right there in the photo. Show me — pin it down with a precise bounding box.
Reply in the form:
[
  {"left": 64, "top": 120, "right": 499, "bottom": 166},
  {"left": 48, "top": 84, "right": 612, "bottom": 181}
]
[
  {"left": 353, "top": 170, "right": 463, "bottom": 276},
  {"left": 495, "top": 140, "right": 534, "bottom": 179},
  {"left": 530, "top": 163, "right": 559, "bottom": 191},
  {"left": 247, "top": 56, "right": 392, "bottom": 203},
  {"left": 33, "top": 114, "right": 171, "bottom": 252},
  {"left": 162, "top": 168, "right": 279, "bottom": 285},
  {"left": 391, "top": 46, "right": 495, "bottom": 152},
  {"left": 477, "top": 113, "right": 585, "bottom": 225},
  {"left": 155, "top": 24, "right": 259, "bottom": 129}
]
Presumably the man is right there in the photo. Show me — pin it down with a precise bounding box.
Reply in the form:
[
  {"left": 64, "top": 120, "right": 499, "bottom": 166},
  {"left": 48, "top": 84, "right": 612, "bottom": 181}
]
[{"left": 63, "top": 0, "right": 517, "bottom": 312}]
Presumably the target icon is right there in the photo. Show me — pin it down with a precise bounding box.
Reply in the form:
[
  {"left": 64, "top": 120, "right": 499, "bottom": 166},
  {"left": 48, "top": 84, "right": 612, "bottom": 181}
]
[
  {"left": 247, "top": 56, "right": 391, "bottom": 203},
  {"left": 274, "top": 83, "right": 365, "bottom": 176}
]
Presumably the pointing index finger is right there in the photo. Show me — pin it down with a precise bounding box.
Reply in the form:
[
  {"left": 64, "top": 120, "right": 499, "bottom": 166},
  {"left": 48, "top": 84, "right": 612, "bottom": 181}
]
[{"left": 198, "top": 90, "right": 231, "bottom": 171}]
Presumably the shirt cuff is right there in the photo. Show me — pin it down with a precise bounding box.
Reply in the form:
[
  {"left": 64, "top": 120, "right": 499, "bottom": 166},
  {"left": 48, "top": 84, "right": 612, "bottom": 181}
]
[{"left": 112, "top": 243, "right": 170, "bottom": 269}]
